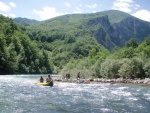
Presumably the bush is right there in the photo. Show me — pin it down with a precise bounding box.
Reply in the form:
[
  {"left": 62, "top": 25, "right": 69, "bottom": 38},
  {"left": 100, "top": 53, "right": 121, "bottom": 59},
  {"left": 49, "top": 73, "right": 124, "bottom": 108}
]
[
  {"left": 118, "top": 58, "right": 144, "bottom": 79},
  {"left": 100, "top": 59, "right": 121, "bottom": 79},
  {"left": 143, "top": 59, "right": 150, "bottom": 78}
]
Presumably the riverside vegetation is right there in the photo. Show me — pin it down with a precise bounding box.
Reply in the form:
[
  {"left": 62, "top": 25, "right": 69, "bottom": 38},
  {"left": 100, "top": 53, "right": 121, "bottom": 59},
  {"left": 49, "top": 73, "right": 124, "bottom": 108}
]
[{"left": 0, "top": 10, "right": 150, "bottom": 81}]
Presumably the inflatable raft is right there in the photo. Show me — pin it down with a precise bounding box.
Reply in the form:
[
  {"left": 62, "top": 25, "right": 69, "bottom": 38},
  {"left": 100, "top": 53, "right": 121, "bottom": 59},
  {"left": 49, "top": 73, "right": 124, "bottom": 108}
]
[{"left": 36, "top": 81, "right": 53, "bottom": 86}]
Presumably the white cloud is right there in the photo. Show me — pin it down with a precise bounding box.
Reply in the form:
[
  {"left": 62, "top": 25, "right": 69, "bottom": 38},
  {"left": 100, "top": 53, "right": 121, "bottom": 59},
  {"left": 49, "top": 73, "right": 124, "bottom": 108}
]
[
  {"left": 112, "top": 0, "right": 140, "bottom": 13},
  {"left": 9, "top": 13, "right": 16, "bottom": 18},
  {"left": 33, "top": 6, "right": 64, "bottom": 20},
  {"left": 135, "top": 4, "right": 140, "bottom": 8},
  {"left": 134, "top": 4, "right": 140, "bottom": 10},
  {"left": 79, "top": 4, "right": 82, "bottom": 7},
  {"left": 0, "top": 2, "right": 16, "bottom": 18},
  {"left": 65, "top": 3, "right": 71, "bottom": 7},
  {"left": 93, "top": 11, "right": 97, "bottom": 13},
  {"left": 9, "top": 2, "right": 16, "bottom": 8},
  {"left": 0, "top": 12, "right": 8, "bottom": 17},
  {"left": 132, "top": 10, "right": 150, "bottom": 22},
  {"left": 0, "top": 12, "right": 16, "bottom": 18},
  {"left": 73, "top": 7, "right": 82, "bottom": 14},
  {"left": 0, "top": 2, "right": 10, "bottom": 12},
  {"left": 86, "top": 4, "right": 97, "bottom": 9},
  {"left": 119, "top": 0, "right": 133, "bottom": 3}
]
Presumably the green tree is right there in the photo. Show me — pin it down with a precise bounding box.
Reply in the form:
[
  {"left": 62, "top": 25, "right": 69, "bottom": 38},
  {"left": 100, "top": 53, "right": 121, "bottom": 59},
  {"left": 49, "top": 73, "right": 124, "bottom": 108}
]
[
  {"left": 145, "top": 36, "right": 150, "bottom": 45},
  {"left": 125, "top": 38, "right": 138, "bottom": 48},
  {"left": 100, "top": 59, "right": 121, "bottom": 79},
  {"left": 118, "top": 58, "right": 144, "bottom": 78},
  {"left": 143, "top": 59, "right": 150, "bottom": 78}
]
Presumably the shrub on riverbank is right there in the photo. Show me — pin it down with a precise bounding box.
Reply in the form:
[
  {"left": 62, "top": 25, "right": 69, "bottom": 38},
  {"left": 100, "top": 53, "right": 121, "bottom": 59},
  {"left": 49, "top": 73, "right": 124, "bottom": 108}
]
[{"left": 60, "top": 36, "right": 150, "bottom": 79}]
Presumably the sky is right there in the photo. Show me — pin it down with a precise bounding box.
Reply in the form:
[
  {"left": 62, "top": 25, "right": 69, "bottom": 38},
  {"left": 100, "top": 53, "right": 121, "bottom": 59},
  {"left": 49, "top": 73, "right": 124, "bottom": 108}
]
[{"left": 0, "top": 0, "right": 150, "bottom": 22}]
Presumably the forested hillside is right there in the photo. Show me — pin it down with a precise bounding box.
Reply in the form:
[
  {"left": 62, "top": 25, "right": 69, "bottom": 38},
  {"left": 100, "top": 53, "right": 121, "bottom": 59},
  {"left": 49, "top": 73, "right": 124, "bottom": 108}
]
[
  {"left": 0, "top": 15, "right": 53, "bottom": 74},
  {"left": 13, "top": 17, "right": 38, "bottom": 26},
  {"left": 1, "top": 10, "right": 150, "bottom": 79},
  {"left": 26, "top": 10, "right": 150, "bottom": 50}
]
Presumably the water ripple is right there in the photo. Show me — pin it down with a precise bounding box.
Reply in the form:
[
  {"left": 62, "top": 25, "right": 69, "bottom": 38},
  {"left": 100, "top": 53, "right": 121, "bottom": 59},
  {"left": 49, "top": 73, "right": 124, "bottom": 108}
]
[{"left": 0, "top": 75, "right": 150, "bottom": 113}]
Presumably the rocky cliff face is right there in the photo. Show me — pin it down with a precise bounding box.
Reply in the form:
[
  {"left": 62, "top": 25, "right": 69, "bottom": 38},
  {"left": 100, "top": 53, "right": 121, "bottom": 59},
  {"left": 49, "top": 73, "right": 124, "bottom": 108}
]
[
  {"left": 85, "top": 14, "right": 150, "bottom": 51},
  {"left": 112, "top": 17, "right": 150, "bottom": 47},
  {"left": 86, "top": 15, "right": 119, "bottom": 50}
]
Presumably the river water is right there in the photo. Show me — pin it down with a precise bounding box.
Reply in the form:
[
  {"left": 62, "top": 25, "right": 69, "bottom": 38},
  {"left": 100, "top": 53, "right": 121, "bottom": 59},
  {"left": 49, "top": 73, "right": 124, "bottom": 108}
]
[{"left": 0, "top": 75, "right": 150, "bottom": 113}]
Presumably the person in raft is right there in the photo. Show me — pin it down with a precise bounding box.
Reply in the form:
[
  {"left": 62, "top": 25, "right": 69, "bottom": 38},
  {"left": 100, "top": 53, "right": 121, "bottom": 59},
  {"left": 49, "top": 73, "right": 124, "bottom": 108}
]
[
  {"left": 39, "top": 76, "right": 44, "bottom": 82},
  {"left": 46, "top": 74, "right": 52, "bottom": 83}
]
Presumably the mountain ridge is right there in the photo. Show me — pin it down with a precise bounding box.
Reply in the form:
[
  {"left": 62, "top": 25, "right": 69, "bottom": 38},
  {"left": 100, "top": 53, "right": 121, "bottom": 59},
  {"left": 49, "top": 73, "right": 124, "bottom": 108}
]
[
  {"left": 22, "top": 10, "right": 150, "bottom": 51},
  {"left": 13, "top": 17, "right": 39, "bottom": 26}
]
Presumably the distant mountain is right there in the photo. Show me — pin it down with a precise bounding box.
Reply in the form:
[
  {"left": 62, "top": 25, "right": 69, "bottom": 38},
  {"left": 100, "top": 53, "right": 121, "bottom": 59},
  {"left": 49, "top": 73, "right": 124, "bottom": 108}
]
[
  {"left": 90, "top": 10, "right": 150, "bottom": 50},
  {"left": 26, "top": 10, "right": 150, "bottom": 51},
  {"left": 13, "top": 17, "right": 39, "bottom": 26}
]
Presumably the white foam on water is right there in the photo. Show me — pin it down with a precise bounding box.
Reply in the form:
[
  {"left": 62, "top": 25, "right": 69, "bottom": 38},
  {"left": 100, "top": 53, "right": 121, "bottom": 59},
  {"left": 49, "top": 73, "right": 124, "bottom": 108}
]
[
  {"left": 111, "top": 90, "right": 131, "bottom": 96},
  {"left": 1, "top": 75, "right": 150, "bottom": 113},
  {"left": 144, "top": 94, "right": 150, "bottom": 96},
  {"left": 59, "top": 82, "right": 76, "bottom": 87},
  {"left": 100, "top": 108, "right": 111, "bottom": 112},
  {"left": 128, "top": 97, "right": 138, "bottom": 101},
  {"left": 144, "top": 94, "right": 150, "bottom": 100},
  {"left": 117, "top": 86, "right": 128, "bottom": 90}
]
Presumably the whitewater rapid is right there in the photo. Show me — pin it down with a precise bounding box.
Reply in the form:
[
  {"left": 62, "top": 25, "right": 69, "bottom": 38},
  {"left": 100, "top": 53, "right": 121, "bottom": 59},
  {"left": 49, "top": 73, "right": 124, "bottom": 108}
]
[{"left": 0, "top": 75, "right": 150, "bottom": 113}]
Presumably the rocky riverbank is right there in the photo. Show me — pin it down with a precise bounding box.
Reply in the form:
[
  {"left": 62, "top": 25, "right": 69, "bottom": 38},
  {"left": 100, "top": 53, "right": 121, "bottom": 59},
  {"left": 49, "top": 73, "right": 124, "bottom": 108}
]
[{"left": 53, "top": 77, "right": 150, "bottom": 85}]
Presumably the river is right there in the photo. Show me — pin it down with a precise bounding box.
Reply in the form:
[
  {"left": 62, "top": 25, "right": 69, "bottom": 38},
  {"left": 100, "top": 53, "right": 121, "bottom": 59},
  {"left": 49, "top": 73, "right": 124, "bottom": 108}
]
[{"left": 0, "top": 74, "right": 150, "bottom": 113}]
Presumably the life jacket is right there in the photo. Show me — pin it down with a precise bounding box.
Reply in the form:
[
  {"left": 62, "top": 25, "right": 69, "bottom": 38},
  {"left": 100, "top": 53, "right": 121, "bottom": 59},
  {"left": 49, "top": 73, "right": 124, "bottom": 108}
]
[{"left": 46, "top": 77, "right": 51, "bottom": 82}]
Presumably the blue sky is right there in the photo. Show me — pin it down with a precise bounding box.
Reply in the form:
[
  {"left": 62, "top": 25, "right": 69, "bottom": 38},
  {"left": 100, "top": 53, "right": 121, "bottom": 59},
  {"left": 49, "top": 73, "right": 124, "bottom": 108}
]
[{"left": 0, "top": 0, "right": 150, "bottom": 22}]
